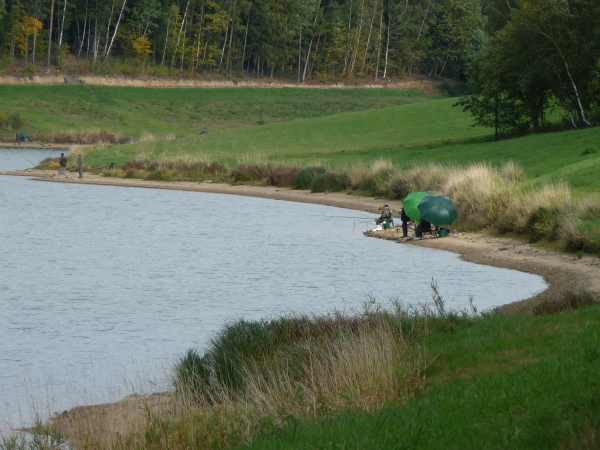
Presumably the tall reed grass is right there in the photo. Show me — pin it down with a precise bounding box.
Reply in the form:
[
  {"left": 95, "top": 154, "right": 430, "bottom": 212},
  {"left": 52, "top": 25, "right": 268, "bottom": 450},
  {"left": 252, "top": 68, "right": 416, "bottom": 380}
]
[{"left": 48, "top": 304, "right": 460, "bottom": 450}]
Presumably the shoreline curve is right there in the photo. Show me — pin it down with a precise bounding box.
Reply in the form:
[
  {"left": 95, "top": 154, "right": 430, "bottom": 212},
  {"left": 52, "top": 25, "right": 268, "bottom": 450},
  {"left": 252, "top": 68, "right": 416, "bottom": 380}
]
[{"left": 4, "top": 169, "right": 600, "bottom": 314}]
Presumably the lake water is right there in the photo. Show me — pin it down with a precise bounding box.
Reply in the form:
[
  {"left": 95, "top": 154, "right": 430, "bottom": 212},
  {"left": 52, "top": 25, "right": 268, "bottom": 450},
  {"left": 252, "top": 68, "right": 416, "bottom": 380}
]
[{"left": 0, "top": 149, "right": 547, "bottom": 432}]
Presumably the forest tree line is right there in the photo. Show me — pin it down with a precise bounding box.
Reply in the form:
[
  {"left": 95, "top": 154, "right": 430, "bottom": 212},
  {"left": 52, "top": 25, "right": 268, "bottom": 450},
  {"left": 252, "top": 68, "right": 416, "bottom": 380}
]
[{"left": 1, "top": 0, "right": 504, "bottom": 81}]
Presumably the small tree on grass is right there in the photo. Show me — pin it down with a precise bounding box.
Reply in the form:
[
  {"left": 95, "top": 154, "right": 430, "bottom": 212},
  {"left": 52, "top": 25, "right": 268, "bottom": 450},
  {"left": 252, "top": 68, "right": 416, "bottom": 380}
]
[
  {"left": 9, "top": 113, "right": 24, "bottom": 130},
  {"left": 132, "top": 35, "right": 153, "bottom": 61},
  {"left": 0, "top": 112, "right": 9, "bottom": 129},
  {"left": 16, "top": 16, "right": 43, "bottom": 64}
]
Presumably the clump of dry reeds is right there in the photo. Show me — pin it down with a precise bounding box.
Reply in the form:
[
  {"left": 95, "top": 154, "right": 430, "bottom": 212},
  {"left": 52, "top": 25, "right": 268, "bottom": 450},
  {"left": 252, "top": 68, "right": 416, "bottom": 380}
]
[
  {"left": 50, "top": 310, "right": 431, "bottom": 450},
  {"left": 36, "top": 131, "right": 129, "bottom": 144}
]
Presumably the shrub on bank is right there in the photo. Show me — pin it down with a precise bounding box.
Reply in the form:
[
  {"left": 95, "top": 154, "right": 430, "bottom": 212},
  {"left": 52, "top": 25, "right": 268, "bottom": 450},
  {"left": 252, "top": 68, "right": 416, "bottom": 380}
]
[
  {"left": 533, "top": 289, "right": 597, "bottom": 315},
  {"left": 310, "top": 171, "right": 351, "bottom": 192},
  {"left": 349, "top": 160, "right": 395, "bottom": 196},
  {"left": 294, "top": 166, "right": 326, "bottom": 190},
  {"left": 231, "top": 164, "right": 272, "bottom": 183},
  {"left": 35, "top": 131, "right": 128, "bottom": 144},
  {"left": 268, "top": 166, "right": 300, "bottom": 187}
]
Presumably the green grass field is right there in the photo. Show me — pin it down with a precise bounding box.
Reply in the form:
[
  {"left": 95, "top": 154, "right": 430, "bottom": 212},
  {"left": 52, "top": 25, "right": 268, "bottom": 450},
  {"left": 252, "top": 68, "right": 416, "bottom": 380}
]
[
  {"left": 3, "top": 85, "right": 599, "bottom": 193},
  {"left": 35, "top": 88, "right": 593, "bottom": 194},
  {"left": 0, "top": 85, "right": 433, "bottom": 139}
]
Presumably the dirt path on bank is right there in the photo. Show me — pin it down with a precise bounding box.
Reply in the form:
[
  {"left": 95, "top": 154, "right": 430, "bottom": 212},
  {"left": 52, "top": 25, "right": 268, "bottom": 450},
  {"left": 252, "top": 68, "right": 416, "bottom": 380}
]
[
  {"left": 4, "top": 169, "right": 600, "bottom": 315},
  {"left": 0, "top": 75, "right": 437, "bottom": 92}
]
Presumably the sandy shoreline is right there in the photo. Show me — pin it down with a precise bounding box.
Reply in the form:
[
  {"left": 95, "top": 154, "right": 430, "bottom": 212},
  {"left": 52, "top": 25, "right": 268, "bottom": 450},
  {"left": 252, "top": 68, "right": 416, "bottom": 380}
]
[
  {"left": 5, "top": 169, "right": 600, "bottom": 315},
  {"left": 0, "top": 142, "right": 73, "bottom": 150}
]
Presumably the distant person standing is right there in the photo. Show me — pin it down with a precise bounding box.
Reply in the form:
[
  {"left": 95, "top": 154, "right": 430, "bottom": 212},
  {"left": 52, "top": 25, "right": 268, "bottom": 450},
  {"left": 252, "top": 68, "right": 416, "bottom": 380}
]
[
  {"left": 58, "top": 153, "right": 67, "bottom": 176},
  {"left": 77, "top": 154, "right": 84, "bottom": 178},
  {"left": 400, "top": 207, "right": 410, "bottom": 239}
]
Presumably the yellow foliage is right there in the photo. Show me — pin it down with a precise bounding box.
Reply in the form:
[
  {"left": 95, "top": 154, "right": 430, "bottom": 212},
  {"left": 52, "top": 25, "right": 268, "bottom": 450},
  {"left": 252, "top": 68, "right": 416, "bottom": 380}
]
[
  {"left": 15, "top": 16, "right": 43, "bottom": 56},
  {"left": 132, "top": 36, "right": 152, "bottom": 59}
]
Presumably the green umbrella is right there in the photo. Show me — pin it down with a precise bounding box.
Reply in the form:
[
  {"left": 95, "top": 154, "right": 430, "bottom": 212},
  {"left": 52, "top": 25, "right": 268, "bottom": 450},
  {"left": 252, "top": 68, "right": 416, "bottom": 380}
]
[
  {"left": 418, "top": 195, "right": 458, "bottom": 226},
  {"left": 403, "top": 192, "right": 430, "bottom": 222}
]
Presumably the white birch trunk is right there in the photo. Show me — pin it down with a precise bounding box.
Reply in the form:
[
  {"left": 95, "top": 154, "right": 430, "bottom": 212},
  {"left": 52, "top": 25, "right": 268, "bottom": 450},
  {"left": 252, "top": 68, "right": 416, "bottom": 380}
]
[
  {"left": 104, "top": 0, "right": 116, "bottom": 56},
  {"left": 361, "top": 1, "right": 377, "bottom": 73},
  {"left": 58, "top": 0, "right": 67, "bottom": 49},
  {"left": 171, "top": 0, "right": 190, "bottom": 67},
  {"left": 77, "top": 7, "right": 88, "bottom": 57},
  {"left": 375, "top": 0, "right": 383, "bottom": 79},
  {"left": 105, "top": 0, "right": 127, "bottom": 59},
  {"left": 343, "top": 0, "right": 353, "bottom": 76},
  {"left": 242, "top": 8, "right": 250, "bottom": 72},
  {"left": 350, "top": 0, "right": 365, "bottom": 75},
  {"left": 47, "top": 0, "right": 56, "bottom": 67},
  {"left": 161, "top": 14, "right": 170, "bottom": 66}
]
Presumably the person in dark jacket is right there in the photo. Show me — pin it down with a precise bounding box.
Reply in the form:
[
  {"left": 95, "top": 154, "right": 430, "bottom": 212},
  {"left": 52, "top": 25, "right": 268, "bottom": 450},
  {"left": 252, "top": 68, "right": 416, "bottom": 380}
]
[
  {"left": 415, "top": 219, "right": 432, "bottom": 239},
  {"left": 58, "top": 153, "right": 67, "bottom": 176},
  {"left": 400, "top": 208, "right": 410, "bottom": 238}
]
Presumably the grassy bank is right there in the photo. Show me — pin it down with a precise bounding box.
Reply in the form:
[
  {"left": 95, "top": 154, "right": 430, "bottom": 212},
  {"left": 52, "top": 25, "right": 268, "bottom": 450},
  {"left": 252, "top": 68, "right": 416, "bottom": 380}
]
[
  {"left": 0, "top": 85, "right": 433, "bottom": 143},
  {"left": 13, "top": 291, "right": 598, "bottom": 450}
]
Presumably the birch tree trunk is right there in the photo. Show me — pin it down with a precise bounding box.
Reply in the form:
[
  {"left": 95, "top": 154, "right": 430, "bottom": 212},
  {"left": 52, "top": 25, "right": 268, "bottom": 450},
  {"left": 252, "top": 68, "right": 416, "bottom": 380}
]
[
  {"left": 538, "top": 29, "right": 591, "bottom": 127},
  {"left": 302, "top": 4, "right": 320, "bottom": 82},
  {"left": 32, "top": 30, "right": 37, "bottom": 64},
  {"left": 375, "top": 0, "right": 383, "bottom": 79},
  {"left": 58, "top": 0, "right": 67, "bottom": 49},
  {"left": 361, "top": 1, "right": 377, "bottom": 73},
  {"left": 180, "top": 14, "right": 188, "bottom": 70},
  {"left": 241, "top": 7, "right": 250, "bottom": 72},
  {"left": 349, "top": 0, "right": 365, "bottom": 75},
  {"left": 226, "top": 1, "right": 236, "bottom": 75},
  {"left": 171, "top": 0, "right": 190, "bottom": 67},
  {"left": 343, "top": 0, "right": 353, "bottom": 76},
  {"left": 297, "top": 28, "right": 302, "bottom": 82},
  {"left": 161, "top": 14, "right": 170, "bottom": 65},
  {"left": 219, "top": 23, "right": 229, "bottom": 68},
  {"left": 77, "top": 5, "right": 87, "bottom": 57},
  {"left": 93, "top": 17, "right": 99, "bottom": 62},
  {"left": 105, "top": 0, "right": 127, "bottom": 59},
  {"left": 195, "top": 5, "right": 206, "bottom": 70},
  {"left": 104, "top": 0, "right": 116, "bottom": 56},
  {"left": 383, "top": 18, "right": 390, "bottom": 78},
  {"left": 47, "top": 0, "right": 56, "bottom": 68}
]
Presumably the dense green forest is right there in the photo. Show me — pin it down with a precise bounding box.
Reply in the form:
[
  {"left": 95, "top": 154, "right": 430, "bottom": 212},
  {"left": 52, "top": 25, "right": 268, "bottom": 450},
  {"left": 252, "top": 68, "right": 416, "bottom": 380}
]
[
  {"left": 0, "top": 0, "right": 599, "bottom": 130},
  {"left": 1, "top": 0, "right": 487, "bottom": 80}
]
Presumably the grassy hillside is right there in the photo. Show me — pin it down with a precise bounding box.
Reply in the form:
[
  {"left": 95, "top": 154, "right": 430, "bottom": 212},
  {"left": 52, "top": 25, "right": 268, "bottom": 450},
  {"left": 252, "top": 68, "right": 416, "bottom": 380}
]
[
  {"left": 0, "top": 85, "right": 433, "bottom": 140},
  {"left": 79, "top": 93, "right": 600, "bottom": 193},
  {"left": 83, "top": 97, "right": 487, "bottom": 164}
]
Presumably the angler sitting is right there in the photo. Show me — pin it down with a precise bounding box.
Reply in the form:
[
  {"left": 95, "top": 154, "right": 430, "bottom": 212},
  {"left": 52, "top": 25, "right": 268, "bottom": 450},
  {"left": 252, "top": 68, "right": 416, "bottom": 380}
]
[{"left": 376, "top": 204, "right": 394, "bottom": 230}]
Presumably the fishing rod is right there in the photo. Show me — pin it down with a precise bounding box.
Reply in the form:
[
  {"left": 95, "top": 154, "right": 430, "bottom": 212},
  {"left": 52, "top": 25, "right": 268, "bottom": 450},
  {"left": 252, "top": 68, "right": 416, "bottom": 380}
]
[{"left": 315, "top": 215, "right": 377, "bottom": 220}]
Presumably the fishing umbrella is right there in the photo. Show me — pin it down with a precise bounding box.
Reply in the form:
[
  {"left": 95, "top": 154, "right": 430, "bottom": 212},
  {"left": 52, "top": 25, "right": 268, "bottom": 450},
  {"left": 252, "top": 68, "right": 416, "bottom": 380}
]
[
  {"left": 403, "top": 192, "right": 430, "bottom": 222},
  {"left": 418, "top": 195, "right": 458, "bottom": 226}
]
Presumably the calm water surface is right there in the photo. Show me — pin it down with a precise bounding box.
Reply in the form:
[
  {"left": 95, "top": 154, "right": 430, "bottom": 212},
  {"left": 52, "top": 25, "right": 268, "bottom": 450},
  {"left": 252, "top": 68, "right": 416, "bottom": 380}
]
[{"left": 0, "top": 149, "right": 547, "bottom": 431}]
